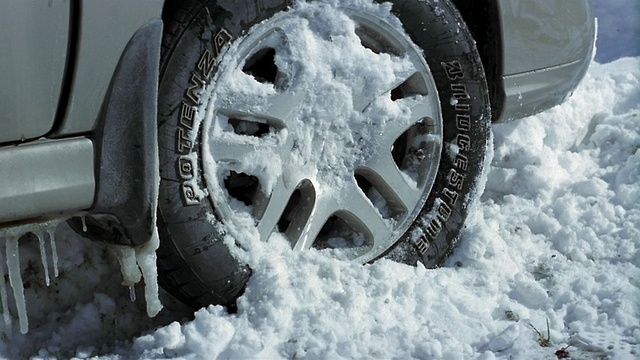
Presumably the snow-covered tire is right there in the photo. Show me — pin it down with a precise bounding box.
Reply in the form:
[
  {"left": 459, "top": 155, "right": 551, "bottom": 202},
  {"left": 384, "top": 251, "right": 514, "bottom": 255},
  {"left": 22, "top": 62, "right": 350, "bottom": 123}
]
[{"left": 156, "top": 0, "right": 490, "bottom": 309}]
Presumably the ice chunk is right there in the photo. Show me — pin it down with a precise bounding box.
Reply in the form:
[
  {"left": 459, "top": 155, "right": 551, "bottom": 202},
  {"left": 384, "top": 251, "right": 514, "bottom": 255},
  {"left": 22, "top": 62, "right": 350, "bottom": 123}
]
[
  {"left": 0, "top": 251, "right": 11, "bottom": 328},
  {"left": 36, "top": 231, "right": 51, "bottom": 286},
  {"left": 6, "top": 237, "right": 28, "bottom": 334}
]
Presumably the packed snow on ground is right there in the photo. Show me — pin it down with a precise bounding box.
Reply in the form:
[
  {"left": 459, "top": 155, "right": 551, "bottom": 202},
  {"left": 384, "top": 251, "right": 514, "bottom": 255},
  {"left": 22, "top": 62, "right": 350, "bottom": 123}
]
[{"left": 1, "top": 2, "right": 639, "bottom": 359}]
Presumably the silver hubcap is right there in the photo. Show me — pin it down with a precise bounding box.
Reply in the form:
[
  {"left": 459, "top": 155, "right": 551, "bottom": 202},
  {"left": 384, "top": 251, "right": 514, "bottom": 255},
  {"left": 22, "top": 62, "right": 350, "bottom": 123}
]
[{"left": 201, "top": 4, "right": 442, "bottom": 263}]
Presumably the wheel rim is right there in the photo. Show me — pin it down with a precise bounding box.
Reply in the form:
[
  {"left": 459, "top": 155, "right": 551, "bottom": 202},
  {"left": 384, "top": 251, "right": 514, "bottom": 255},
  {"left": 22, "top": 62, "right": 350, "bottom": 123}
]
[{"left": 201, "top": 3, "right": 443, "bottom": 263}]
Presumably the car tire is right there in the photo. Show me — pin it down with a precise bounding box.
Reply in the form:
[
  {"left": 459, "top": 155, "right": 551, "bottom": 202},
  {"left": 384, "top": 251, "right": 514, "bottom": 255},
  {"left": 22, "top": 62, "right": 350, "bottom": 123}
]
[{"left": 156, "top": 0, "right": 490, "bottom": 309}]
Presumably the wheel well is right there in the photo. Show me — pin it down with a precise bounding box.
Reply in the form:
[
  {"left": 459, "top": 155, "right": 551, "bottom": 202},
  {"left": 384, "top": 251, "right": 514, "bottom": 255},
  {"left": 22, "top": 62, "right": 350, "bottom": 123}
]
[{"left": 450, "top": 0, "right": 505, "bottom": 122}]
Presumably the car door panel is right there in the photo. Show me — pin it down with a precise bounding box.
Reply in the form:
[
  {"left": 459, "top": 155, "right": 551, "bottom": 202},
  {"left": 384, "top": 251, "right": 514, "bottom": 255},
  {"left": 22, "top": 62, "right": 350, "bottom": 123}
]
[{"left": 0, "top": 0, "right": 69, "bottom": 143}]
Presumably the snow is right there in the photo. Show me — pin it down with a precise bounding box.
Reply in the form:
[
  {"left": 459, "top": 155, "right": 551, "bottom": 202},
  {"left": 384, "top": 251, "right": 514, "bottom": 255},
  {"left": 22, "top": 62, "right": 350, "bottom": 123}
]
[{"left": 0, "top": 0, "right": 639, "bottom": 358}]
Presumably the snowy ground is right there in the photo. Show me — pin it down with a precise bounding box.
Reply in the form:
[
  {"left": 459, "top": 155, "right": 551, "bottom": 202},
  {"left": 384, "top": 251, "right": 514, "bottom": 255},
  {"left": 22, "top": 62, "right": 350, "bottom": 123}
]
[{"left": 2, "top": 1, "right": 640, "bottom": 359}]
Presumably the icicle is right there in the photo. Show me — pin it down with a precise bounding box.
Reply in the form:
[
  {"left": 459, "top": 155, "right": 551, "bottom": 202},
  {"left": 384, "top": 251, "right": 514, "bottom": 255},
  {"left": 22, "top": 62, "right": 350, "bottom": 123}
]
[
  {"left": 36, "top": 232, "right": 51, "bottom": 287},
  {"left": 129, "top": 286, "right": 136, "bottom": 302},
  {"left": 47, "top": 229, "right": 59, "bottom": 278},
  {"left": 114, "top": 246, "right": 142, "bottom": 287},
  {"left": 6, "top": 237, "right": 28, "bottom": 334},
  {"left": 113, "top": 229, "right": 163, "bottom": 316},
  {"left": 0, "top": 250, "right": 11, "bottom": 329},
  {"left": 81, "top": 216, "right": 87, "bottom": 232},
  {"left": 135, "top": 228, "right": 163, "bottom": 317}
]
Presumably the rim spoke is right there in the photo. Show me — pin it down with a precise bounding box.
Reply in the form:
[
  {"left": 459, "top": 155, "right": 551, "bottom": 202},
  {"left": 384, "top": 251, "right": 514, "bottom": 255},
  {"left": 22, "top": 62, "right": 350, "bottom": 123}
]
[
  {"left": 362, "top": 152, "right": 422, "bottom": 212},
  {"left": 291, "top": 206, "right": 332, "bottom": 251},
  {"left": 289, "top": 193, "right": 341, "bottom": 251},
  {"left": 341, "top": 182, "right": 393, "bottom": 245},
  {"left": 255, "top": 178, "right": 298, "bottom": 241},
  {"left": 379, "top": 95, "right": 440, "bottom": 147},
  {"left": 398, "top": 95, "right": 440, "bottom": 124},
  {"left": 207, "top": 135, "right": 268, "bottom": 166},
  {"left": 353, "top": 66, "right": 417, "bottom": 112},
  {"left": 264, "top": 90, "right": 304, "bottom": 125},
  {"left": 215, "top": 87, "right": 304, "bottom": 127}
]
